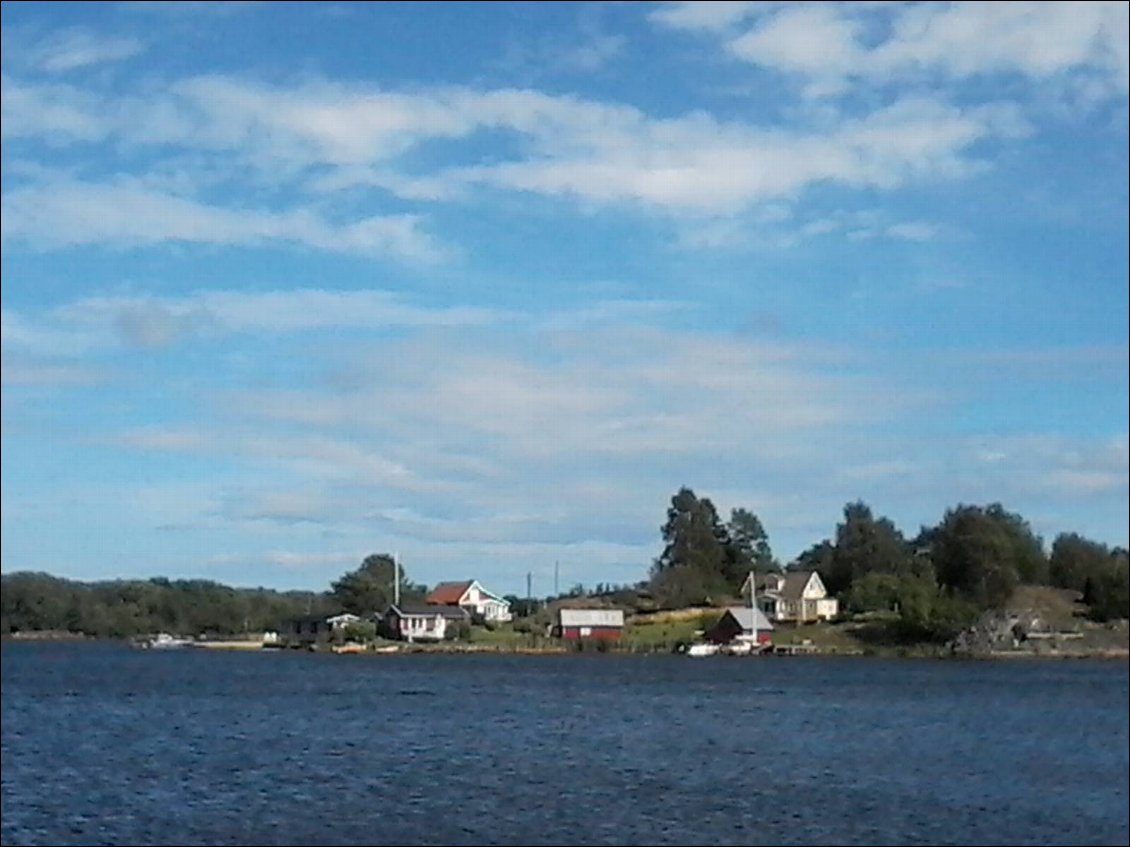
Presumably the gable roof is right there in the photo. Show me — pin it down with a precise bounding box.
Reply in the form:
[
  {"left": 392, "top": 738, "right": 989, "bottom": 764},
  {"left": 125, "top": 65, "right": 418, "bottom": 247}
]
[
  {"left": 743, "top": 570, "right": 821, "bottom": 601},
  {"left": 722, "top": 606, "right": 774, "bottom": 632},
  {"left": 387, "top": 603, "right": 470, "bottom": 621},
  {"left": 780, "top": 571, "right": 818, "bottom": 601},
  {"left": 426, "top": 580, "right": 474, "bottom": 605},
  {"left": 746, "top": 572, "right": 785, "bottom": 594}
]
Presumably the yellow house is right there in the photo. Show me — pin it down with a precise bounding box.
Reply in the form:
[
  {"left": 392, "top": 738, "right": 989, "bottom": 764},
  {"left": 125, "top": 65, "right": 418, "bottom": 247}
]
[{"left": 742, "top": 571, "right": 839, "bottom": 624}]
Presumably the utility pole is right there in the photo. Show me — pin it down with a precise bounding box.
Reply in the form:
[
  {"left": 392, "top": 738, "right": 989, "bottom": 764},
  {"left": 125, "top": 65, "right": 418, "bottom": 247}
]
[
  {"left": 394, "top": 552, "right": 400, "bottom": 607},
  {"left": 554, "top": 560, "right": 559, "bottom": 597},
  {"left": 526, "top": 570, "right": 532, "bottom": 612}
]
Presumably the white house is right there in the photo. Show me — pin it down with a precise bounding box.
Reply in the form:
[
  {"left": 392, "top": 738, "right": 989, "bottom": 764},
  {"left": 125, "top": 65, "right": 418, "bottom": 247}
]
[
  {"left": 742, "top": 571, "right": 839, "bottom": 623},
  {"left": 381, "top": 604, "right": 470, "bottom": 642},
  {"left": 425, "top": 580, "right": 512, "bottom": 622}
]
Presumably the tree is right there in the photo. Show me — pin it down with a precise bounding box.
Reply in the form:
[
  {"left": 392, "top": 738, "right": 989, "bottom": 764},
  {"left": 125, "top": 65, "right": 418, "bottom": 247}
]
[
  {"left": 650, "top": 487, "right": 731, "bottom": 608},
  {"left": 826, "top": 501, "right": 913, "bottom": 596},
  {"left": 843, "top": 572, "right": 904, "bottom": 615},
  {"left": 342, "top": 621, "right": 377, "bottom": 644},
  {"left": 331, "top": 554, "right": 424, "bottom": 615},
  {"left": 794, "top": 540, "right": 836, "bottom": 585},
  {"left": 1083, "top": 552, "right": 1128, "bottom": 622},
  {"left": 724, "top": 508, "right": 778, "bottom": 588},
  {"left": 985, "top": 504, "right": 1048, "bottom": 584},
  {"left": 1049, "top": 533, "right": 1113, "bottom": 593},
  {"left": 1, "top": 571, "right": 332, "bottom": 638},
  {"left": 926, "top": 503, "right": 1045, "bottom": 610},
  {"left": 891, "top": 577, "right": 979, "bottom": 643}
]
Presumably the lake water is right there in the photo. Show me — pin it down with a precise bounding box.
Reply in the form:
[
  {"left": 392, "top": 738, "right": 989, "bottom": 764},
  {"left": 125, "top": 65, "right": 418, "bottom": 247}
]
[{"left": 2, "top": 642, "right": 1127, "bottom": 846}]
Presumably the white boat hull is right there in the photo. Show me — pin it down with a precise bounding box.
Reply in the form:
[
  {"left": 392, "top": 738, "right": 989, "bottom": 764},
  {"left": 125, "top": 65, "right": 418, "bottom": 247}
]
[{"left": 685, "top": 643, "right": 719, "bottom": 657}]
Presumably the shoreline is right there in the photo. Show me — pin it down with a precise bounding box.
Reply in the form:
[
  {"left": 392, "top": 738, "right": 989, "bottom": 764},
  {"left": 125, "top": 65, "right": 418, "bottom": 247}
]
[
  {"left": 11, "top": 636, "right": 1130, "bottom": 664},
  {"left": 5, "top": 632, "right": 1127, "bottom": 661}
]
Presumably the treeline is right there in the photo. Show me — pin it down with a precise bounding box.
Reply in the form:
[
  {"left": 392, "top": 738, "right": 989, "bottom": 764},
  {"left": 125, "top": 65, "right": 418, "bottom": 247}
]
[
  {"left": 649, "top": 487, "right": 1129, "bottom": 641},
  {"left": 1, "top": 554, "right": 438, "bottom": 639},
  {"left": 0, "top": 573, "right": 337, "bottom": 638},
  {"left": 3, "top": 491, "right": 1127, "bottom": 642}
]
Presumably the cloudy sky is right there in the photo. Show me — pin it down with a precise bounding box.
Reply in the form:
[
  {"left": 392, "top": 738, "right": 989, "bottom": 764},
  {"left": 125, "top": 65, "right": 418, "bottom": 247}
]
[{"left": 2, "top": 1, "right": 1127, "bottom": 596}]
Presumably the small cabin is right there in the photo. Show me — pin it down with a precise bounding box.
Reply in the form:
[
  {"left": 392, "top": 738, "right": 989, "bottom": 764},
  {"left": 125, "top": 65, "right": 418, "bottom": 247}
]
[
  {"left": 553, "top": 608, "right": 625, "bottom": 640},
  {"left": 704, "top": 607, "right": 774, "bottom": 646}
]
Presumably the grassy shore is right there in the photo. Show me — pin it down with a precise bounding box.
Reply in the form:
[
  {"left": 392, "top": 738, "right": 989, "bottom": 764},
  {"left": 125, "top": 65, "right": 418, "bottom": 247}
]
[{"left": 9, "top": 585, "right": 1125, "bottom": 660}]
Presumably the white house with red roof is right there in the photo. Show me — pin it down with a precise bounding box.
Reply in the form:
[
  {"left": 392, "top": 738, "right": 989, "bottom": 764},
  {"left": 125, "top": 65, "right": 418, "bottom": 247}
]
[{"left": 425, "top": 579, "right": 512, "bottom": 623}]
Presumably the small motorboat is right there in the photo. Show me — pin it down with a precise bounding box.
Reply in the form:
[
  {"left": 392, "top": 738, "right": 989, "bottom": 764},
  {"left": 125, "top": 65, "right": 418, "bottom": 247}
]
[
  {"left": 144, "top": 633, "right": 195, "bottom": 650},
  {"left": 683, "top": 642, "right": 719, "bottom": 657}
]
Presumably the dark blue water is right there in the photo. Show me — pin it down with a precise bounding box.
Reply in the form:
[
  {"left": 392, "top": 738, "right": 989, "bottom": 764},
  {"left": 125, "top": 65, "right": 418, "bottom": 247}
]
[{"left": 2, "top": 643, "right": 1127, "bottom": 846}]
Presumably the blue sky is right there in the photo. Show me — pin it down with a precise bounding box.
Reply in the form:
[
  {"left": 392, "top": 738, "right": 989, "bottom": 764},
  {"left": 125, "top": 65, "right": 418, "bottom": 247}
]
[{"left": 2, "top": 1, "right": 1127, "bottom": 597}]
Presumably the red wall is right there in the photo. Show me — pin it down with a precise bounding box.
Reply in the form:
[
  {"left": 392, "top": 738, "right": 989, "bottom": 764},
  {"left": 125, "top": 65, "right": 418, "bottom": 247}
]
[{"left": 559, "top": 626, "right": 622, "bottom": 640}]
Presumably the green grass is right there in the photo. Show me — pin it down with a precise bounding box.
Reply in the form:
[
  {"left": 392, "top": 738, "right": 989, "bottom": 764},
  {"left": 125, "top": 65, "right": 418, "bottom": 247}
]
[
  {"left": 465, "top": 623, "right": 561, "bottom": 651},
  {"left": 620, "top": 613, "right": 715, "bottom": 653}
]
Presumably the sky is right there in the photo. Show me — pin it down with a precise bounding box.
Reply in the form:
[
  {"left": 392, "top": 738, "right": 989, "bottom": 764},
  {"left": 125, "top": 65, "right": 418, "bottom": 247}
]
[{"left": 1, "top": 1, "right": 1127, "bottom": 598}]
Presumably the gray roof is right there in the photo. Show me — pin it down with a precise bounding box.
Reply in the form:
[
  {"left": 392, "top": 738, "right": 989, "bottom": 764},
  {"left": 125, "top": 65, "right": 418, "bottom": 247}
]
[
  {"left": 722, "top": 606, "right": 774, "bottom": 632},
  {"left": 747, "top": 570, "right": 819, "bottom": 601},
  {"left": 779, "top": 571, "right": 817, "bottom": 601},
  {"left": 387, "top": 603, "right": 470, "bottom": 621}
]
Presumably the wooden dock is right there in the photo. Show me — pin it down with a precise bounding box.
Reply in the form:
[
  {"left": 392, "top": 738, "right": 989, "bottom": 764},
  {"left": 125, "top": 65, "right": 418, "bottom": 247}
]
[{"left": 770, "top": 643, "right": 820, "bottom": 655}]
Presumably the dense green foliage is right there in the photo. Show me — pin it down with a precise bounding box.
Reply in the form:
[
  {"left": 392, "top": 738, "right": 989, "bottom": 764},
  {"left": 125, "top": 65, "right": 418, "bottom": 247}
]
[
  {"left": 648, "top": 487, "right": 1126, "bottom": 641},
  {"left": 927, "top": 504, "right": 1048, "bottom": 607},
  {"left": 0, "top": 551, "right": 432, "bottom": 638},
  {"left": 1077, "top": 546, "right": 1129, "bottom": 622},
  {"left": 648, "top": 487, "right": 777, "bottom": 608},
  {"left": 0, "top": 572, "right": 334, "bottom": 638},
  {"left": 1050, "top": 533, "right": 1122, "bottom": 599},
  {"left": 825, "top": 501, "right": 916, "bottom": 596},
  {"left": 330, "top": 553, "right": 425, "bottom": 614}
]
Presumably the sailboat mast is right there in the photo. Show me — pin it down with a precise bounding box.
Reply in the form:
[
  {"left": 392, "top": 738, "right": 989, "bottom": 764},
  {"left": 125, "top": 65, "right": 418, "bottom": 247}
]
[
  {"left": 749, "top": 569, "right": 757, "bottom": 647},
  {"left": 394, "top": 552, "right": 400, "bottom": 606}
]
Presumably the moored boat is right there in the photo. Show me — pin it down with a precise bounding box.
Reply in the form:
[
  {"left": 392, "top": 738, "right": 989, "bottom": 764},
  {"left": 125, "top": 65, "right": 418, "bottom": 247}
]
[
  {"left": 143, "top": 632, "right": 195, "bottom": 650},
  {"left": 683, "top": 642, "right": 719, "bottom": 657}
]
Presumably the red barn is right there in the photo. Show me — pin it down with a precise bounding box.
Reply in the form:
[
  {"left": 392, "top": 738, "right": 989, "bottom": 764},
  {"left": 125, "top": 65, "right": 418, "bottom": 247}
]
[{"left": 554, "top": 608, "right": 625, "bottom": 640}]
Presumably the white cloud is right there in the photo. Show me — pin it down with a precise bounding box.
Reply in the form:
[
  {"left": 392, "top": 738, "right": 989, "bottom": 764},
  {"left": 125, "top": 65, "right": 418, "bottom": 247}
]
[
  {"left": 228, "top": 489, "right": 345, "bottom": 526},
  {"left": 649, "top": 1, "right": 764, "bottom": 33},
  {"left": 233, "top": 326, "right": 884, "bottom": 468},
  {"left": 1, "top": 307, "right": 103, "bottom": 357},
  {"left": 555, "top": 33, "right": 626, "bottom": 73},
  {"left": 9, "top": 289, "right": 503, "bottom": 353},
  {"left": 656, "top": 2, "right": 1130, "bottom": 101},
  {"left": 119, "top": 1, "right": 263, "bottom": 16},
  {"left": 1, "top": 71, "right": 1027, "bottom": 222},
  {"left": 1046, "top": 469, "right": 1126, "bottom": 496},
  {"left": 0, "top": 178, "right": 447, "bottom": 262},
  {"left": 116, "top": 427, "right": 209, "bottom": 452},
  {"left": 962, "top": 434, "right": 1129, "bottom": 498},
  {"left": 878, "top": 2, "right": 1128, "bottom": 88},
  {"left": 0, "top": 359, "right": 106, "bottom": 386},
  {"left": 257, "top": 550, "right": 362, "bottom": 572},
  {"left": 0, "top": 75, "right": 114, "bottom": 141},
  {"left": 448, "top": 95, "right": 1004, "bottom": 214},
  {"left": 728, "top": 3, "right": 866, "bottom": 94},
  {"left": 28, "top": 27, "right": 145, "bottom": 73},
  {"left": 884, "top": 220, "right": 940, "bottom": 241}
]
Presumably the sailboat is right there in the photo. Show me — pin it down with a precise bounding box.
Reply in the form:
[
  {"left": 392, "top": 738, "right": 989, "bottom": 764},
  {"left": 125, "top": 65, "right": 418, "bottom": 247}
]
[
  {"left": 721, "top": 571, "right": 760, "bottom": 655},
  {"left": 681, "top": 570, "right": 764, "bottom": 657}
]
